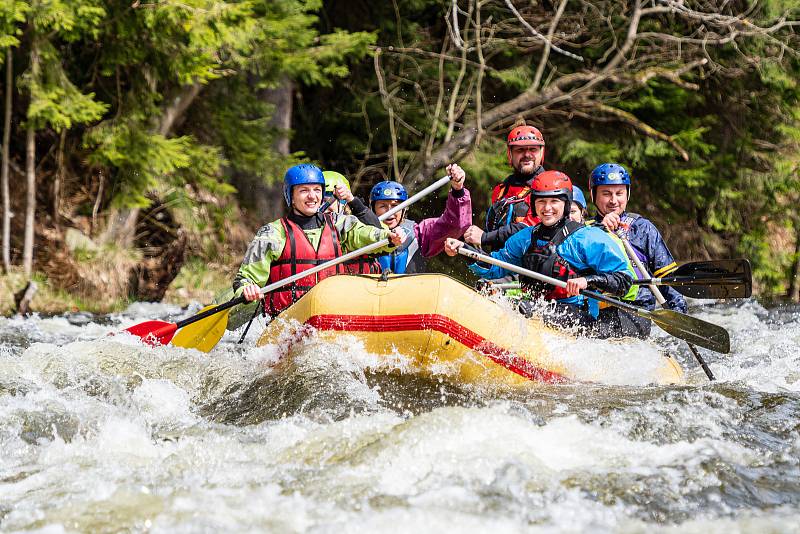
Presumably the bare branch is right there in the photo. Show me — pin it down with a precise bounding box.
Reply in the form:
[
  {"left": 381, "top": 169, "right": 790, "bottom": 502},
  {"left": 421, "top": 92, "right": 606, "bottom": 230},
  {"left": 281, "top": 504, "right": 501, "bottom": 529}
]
[
  {"left": 503, "top": 0, "right": 584, "bottom": 61},
  {"left": 474, "top": 0, "right": 486, "bottom": 146},
  {"left": 445, "top": 0, "right": 474, "bottom": 143},
  {"left": 592, "top": 103, "right": 689, "bottom": 161},
  {"left": 532, "top": 0, "right": 570, "bottom": 91},
  {"left": 449, "top": 0, "right": 466, "bottom": 50},
  {"left": 374, "top": 49, "right": 400, "bottom": 181}
]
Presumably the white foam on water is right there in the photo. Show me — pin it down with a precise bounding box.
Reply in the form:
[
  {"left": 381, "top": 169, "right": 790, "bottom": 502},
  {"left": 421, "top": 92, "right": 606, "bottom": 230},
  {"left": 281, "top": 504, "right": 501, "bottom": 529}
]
[
  {"left": 649, "top": 300, "right": 800, "bottom": 392},
  {"left": 2, "top": 300, "right": 800, "bottom": 532}
]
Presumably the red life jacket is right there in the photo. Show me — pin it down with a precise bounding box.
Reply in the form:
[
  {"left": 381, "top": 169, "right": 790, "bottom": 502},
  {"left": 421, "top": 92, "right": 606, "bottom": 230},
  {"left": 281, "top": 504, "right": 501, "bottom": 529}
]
[
  {"left": 265, "top": 214, "right": 343, "bottom": 316},
  {"left": 520, "top": 221, "right": 584, "bottom": 301},
  {"left": 485, "top": 172, "right": 543, "bottom": 232}
]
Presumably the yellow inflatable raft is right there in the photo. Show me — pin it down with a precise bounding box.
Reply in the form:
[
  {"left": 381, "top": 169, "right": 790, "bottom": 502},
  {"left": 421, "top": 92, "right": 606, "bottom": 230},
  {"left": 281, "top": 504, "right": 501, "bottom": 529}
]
[{"left": 257, "top": 274, "right": 684, "bottom": 386}]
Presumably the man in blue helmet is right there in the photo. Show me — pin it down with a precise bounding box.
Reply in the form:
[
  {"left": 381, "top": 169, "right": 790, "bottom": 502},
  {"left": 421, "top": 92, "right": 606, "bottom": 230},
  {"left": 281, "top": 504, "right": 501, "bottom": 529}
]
[
  {"left": 369, "top": 163, "right": 472, "bottom": 274},
  {"left": 590, "top": 162, "right": 687, "bottom": 337},
  {"left": 233, "top": 164, "right": 404, "bottom": 316}
]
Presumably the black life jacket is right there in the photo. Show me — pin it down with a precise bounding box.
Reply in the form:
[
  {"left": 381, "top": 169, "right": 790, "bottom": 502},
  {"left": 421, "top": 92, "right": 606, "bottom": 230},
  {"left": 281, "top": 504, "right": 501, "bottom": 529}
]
[{"left": 520, "top": 220, "right": 585, "bottom": 301}]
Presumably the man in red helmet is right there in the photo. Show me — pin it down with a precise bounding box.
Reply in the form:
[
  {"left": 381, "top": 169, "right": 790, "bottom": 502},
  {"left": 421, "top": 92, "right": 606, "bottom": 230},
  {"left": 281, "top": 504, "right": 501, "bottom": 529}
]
[
  {"left": 462, "top": 124, "right": 546, "bottom": 250},
  {"left": 445, "top": 170, "right": 635, "bottom": 335}
]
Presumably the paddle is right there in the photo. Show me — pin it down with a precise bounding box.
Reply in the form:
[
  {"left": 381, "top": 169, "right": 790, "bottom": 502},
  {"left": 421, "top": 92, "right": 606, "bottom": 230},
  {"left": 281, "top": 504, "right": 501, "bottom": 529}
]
[
  {"left": 130, "top": 175, "right": 453, "bottom": 349},
  {"left": 456, "top": 245, "right": 731, "bottom": 354},
  {"left": 479, "top": 259, "right": 752, "bottom": 300},
  {"left": 620, "top": 237, "right": 716, "bottom": 381},
  {"left": 636, "top": 259, "right": 752, "bottom": 299},
  {"left": 127, "top": 238, "right": 390, "bottom": 347}
]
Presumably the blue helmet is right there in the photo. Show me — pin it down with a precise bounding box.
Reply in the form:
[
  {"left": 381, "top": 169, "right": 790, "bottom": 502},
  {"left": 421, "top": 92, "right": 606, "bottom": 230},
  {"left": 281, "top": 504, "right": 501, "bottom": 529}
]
[
  {"left": 589, "top": 163, "right": 631, "bottom": 200},
  {"left": 572, "top": 185, "right": 587, "bottom": 210},
  {"left": 370, "top": 181, "right": 408, "bottom": 206},
  {"left": 283, "top": 164, "right": 325, "bottom": 206}
]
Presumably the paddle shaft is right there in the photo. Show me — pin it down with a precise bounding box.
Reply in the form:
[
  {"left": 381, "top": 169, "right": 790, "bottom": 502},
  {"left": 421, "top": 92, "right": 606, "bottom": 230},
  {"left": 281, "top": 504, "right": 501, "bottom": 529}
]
[
  {"left": 620, "top": 238, "right": 715, "bottom": 381},
  {"left": 165, "top": 238, "right": 390, "bottom": 334},
  {"left": 457, "top": 244, "right": 730, "bottom": 354},
  {"left": 378, "top": 176, "right": 451, "bottom": 222},
  {"left": 637, "top": 275, "right": 746, "bottom": 286},
  {"left": 458, "top": 245, "right": 650, "bottom": 318}
]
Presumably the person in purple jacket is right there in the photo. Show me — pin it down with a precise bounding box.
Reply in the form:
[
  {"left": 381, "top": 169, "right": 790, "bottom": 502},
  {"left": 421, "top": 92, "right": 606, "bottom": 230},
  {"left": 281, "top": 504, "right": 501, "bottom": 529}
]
[{"left": 369, "top": 164, "right": 472, "bottom": 273}]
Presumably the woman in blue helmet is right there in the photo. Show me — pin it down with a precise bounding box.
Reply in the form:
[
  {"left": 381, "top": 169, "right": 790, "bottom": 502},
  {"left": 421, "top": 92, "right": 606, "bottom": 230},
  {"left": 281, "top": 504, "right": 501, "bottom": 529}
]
[
  {"left": 369, "top": 163, "right": 472, "bottom": 274},
  {"left": 569, "top": 185, "right": 588, "bottom": 223},
  {"left": 589, "top": 162, "right": 687, "bottom": 337},
  {"left": 233, "top": 164, "right": 404, "bottom": 315}
]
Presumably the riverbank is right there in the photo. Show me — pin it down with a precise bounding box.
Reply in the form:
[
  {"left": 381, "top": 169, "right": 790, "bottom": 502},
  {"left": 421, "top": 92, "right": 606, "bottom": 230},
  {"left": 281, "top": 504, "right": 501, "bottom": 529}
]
[{"left": 0, "top": 259, "right": 233, "bottom": 316}]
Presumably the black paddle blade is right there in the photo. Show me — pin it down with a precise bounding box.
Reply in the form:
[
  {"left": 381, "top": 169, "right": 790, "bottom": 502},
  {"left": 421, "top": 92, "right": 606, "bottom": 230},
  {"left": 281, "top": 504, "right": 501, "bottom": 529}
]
[
  {"left": 667, "top": 259, "right": 752, "bottom": 299},
  {"left": 648, "top": 308, "right": 730, "bottom": 354}
]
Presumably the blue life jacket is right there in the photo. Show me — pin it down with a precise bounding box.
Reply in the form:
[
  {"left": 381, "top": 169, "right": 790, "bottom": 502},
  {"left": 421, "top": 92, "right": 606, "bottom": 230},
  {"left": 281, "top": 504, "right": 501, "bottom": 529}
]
[{"left": 377, "top": 220, "right": 425, "bottom": 274}]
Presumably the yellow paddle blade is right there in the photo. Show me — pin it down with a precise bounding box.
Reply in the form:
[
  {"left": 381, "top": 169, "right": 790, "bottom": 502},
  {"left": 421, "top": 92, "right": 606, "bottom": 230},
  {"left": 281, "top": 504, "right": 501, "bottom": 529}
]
[{"left": 171, "top": 305, "right": 231, "bottom": 352}]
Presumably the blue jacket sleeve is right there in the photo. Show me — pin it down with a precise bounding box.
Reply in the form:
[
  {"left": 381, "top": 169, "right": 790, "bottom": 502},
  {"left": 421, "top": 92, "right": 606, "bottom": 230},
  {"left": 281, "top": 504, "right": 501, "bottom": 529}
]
[
  {"left": 469, "top": 226, "right": 532, "bottom": 279},
  {"left": 629, "top": 218, "right": 687, "bottom": 313}
]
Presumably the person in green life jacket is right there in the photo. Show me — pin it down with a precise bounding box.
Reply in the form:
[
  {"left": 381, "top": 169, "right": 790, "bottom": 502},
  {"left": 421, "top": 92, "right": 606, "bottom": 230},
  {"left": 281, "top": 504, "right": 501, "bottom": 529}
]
[
  {"left": 369, "top": 163, "right": 472, "bottom": 274},
  {"left": 233, "top": 164, "right": 404, "bottom": 316}
]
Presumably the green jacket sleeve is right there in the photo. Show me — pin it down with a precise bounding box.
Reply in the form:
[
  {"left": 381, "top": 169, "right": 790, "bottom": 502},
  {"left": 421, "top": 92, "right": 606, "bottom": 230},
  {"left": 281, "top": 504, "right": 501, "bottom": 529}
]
[
  {"left": 233, "top": 221, "right": 286, "bottom": 294},
  {"left": 334, "top": 214, "right": 394, "bottom": 254}
]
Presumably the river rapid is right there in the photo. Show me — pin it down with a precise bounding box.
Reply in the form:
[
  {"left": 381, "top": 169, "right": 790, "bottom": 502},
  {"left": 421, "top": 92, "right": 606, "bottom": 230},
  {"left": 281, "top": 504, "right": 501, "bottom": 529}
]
[{"left": 1, "top": 298, "right": 799, "bottom": 533}]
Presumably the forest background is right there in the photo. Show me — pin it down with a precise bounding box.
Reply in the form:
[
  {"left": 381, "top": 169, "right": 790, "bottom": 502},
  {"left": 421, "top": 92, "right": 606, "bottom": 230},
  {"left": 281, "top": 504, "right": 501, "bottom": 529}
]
[{"left": 0, "top": 0, "right": 799, "bottom": 314}]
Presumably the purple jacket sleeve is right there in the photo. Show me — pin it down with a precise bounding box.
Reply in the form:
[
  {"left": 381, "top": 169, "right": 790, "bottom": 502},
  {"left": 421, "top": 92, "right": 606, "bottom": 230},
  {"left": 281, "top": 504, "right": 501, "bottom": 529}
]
[{"left": 413, "top": 187, "right": 473, "bottom": 257}]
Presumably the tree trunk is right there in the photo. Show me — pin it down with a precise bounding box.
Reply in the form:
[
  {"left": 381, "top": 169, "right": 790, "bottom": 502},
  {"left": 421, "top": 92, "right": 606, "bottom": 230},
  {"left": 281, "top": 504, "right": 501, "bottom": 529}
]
[
  {"left": 100, "top": 207, "right": 139, "bottom": 247},
  {"left": 53, "top": 129, "right": 66, "bottom": 227},
  {"left": 103, "top": 82, "right": 203, "bottom": 247},
  {"left": 157, "top": 82, "right": 202, "bottom": 136},
  {"left": 789, "top": 227, "right": 800, "bottom": 303},
  {"left": 1, "top": 48, "right": 12, "bottom": 273},
  {"left": 264, "top": 76, "right": 293, "bottom": 156},
  {"left": 239, "top": 76, "right": 293, "bottom": 221},
  {"left": 23, "top": 124, "right": 35, "bottom": 277}
]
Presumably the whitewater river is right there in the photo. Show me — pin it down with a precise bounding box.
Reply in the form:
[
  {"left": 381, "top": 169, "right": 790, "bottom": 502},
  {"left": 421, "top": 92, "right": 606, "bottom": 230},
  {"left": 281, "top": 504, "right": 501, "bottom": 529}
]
[{"left": 1, "top": 298, "right": 799, "bottom": 533}]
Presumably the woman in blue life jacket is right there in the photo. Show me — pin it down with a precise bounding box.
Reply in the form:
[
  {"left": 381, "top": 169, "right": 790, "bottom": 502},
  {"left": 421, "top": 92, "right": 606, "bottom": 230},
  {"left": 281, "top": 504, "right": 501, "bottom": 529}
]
[
  {"left": 444, "top": 170, "right": 634, "bottom": 336},
  {"left": 589, "top": 163, "right": 687, "bottom": 337},
  {"left": 369, "top": 164, "right": 473, "bottom": 274}
]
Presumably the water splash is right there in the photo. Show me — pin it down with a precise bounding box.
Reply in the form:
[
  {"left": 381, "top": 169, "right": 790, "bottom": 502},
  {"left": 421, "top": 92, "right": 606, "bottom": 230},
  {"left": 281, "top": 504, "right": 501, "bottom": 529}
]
[{"left": 1, "top": 298, "right": 799, "bottom": 532}]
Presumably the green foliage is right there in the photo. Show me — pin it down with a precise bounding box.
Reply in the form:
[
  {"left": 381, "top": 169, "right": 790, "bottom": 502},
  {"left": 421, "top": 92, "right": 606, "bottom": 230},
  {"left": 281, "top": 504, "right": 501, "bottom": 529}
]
[{"left": 21, "top": 40, "right": 107, "bottom": 130}]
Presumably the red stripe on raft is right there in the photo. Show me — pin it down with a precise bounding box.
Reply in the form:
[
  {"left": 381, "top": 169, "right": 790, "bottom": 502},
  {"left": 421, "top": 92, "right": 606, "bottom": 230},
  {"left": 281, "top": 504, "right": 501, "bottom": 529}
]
[{"left": 305, "top": 314, "right": 566, "bottom": 384}]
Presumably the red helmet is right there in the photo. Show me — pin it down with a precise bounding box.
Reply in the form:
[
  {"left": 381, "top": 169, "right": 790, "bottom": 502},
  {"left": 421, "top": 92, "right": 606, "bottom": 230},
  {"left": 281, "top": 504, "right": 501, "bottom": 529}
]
[
  {"left": 531, "top": 170, "right": 573, "bottom": 204},
  {"left": 507, "top": 125, "right": 545, "bottom": 147},
  {"left": 506, "top": 125, "right": 545, "bottom": 166}
]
